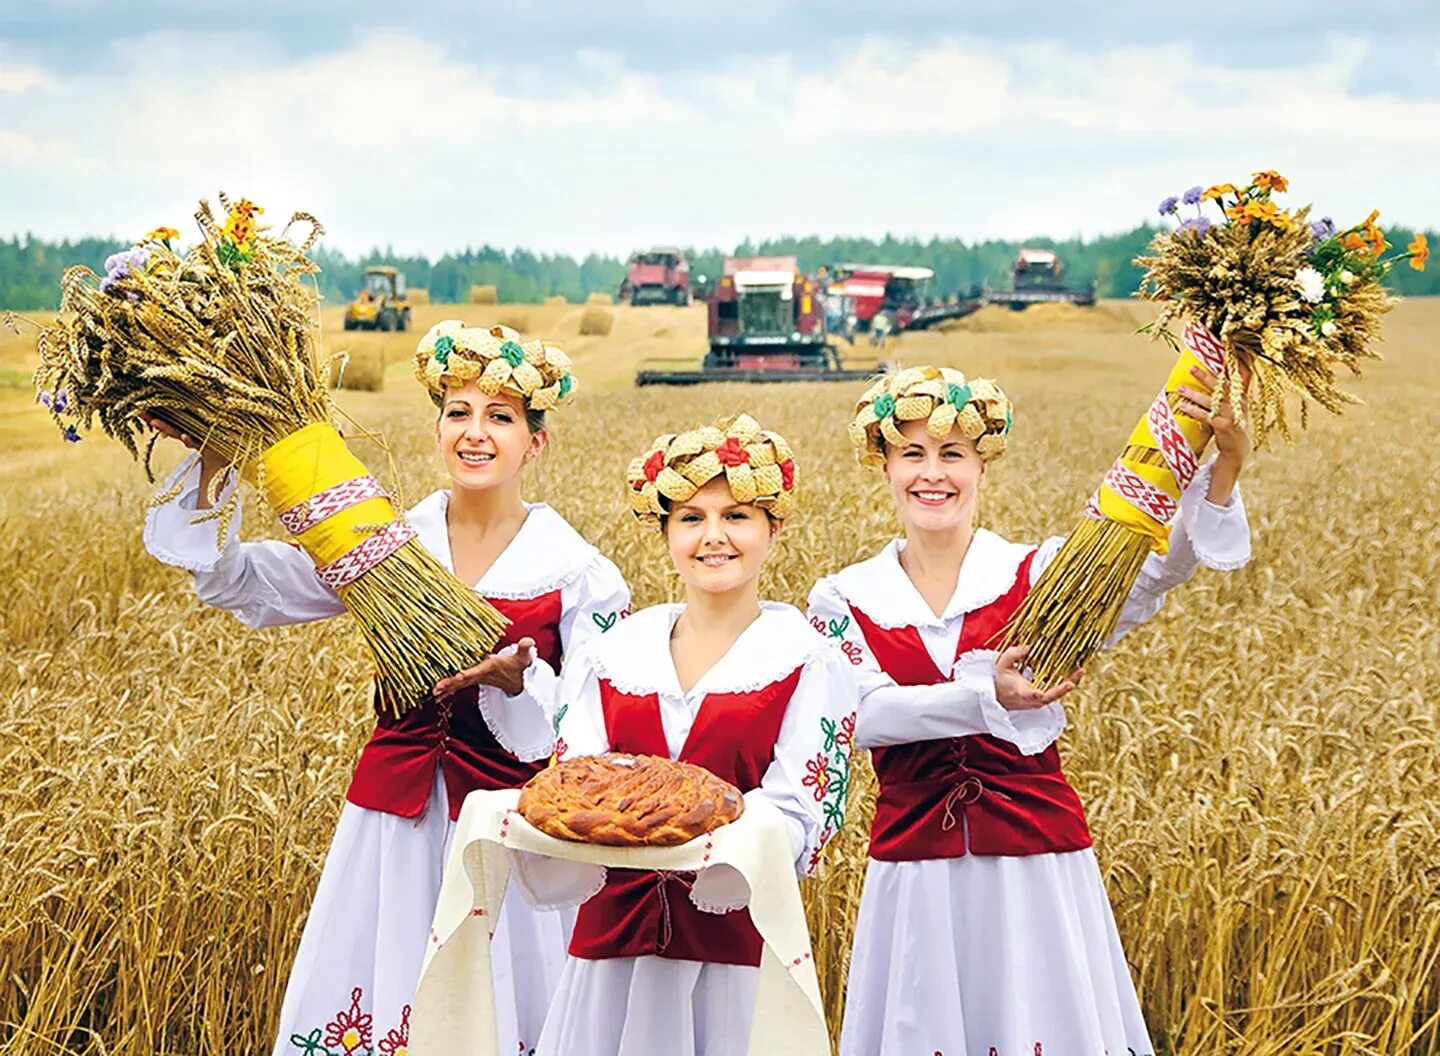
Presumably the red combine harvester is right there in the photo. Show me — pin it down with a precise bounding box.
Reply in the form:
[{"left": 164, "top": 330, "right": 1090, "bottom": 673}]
[
  {"left": 828, "top": 263, "right": 986, "bottom": 334},
  {"left": 618, "top": 247, "right": 691, "bottom": 305},
  {"left": 829, "top": 264, "right": 934, "bottom": 331},
  {"left": 635, "top": 256, "right": 880, "bottom": 385},
  {"left": 987, "top": 248, "right": 1096, "bottom": 310}
]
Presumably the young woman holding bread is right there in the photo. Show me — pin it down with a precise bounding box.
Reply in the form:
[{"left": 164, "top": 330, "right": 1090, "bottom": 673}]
[{"left": 537, "top": 413, "right": 856, "bottom": 1056}]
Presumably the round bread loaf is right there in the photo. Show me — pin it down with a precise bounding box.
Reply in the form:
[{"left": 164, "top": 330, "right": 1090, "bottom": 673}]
[{"left": 518, "top": 753, "right": 744, "bottom": 846}]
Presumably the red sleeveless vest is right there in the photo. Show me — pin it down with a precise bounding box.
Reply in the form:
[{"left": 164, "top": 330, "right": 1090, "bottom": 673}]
[
  {"left": 346, "top": 592, "right": 562, "bottom": 820},
  {"left": 568, "top": 667, "right": 802, "bottom": 967},
  {"left": 852, "top": 551, "right": 1093, "bottom": 861}
]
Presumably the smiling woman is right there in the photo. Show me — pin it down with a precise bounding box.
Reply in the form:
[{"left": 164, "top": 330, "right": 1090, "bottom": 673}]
[
  {"left": 473, "top": 413, "right": 858, "bottom": 1056},
  {"left": 141, "top": 319, "right": 629, "bottom": 1056},
  {"left": 809, "top": 363, "right": 1253, "bottom": 1055}
]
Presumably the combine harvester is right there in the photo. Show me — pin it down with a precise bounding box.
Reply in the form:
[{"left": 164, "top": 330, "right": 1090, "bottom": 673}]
[
  {"left": 828, "top": 263, "right": 985, "bottom": 334},
  {"left": 618, "top": 247, "right": 691, "bottom": 305},
  {"left": 987, "top": 248, "right": 1096, "bottom": 310},
  {"left": 635, "top": 257, "right": 880, "bottom": 385}
]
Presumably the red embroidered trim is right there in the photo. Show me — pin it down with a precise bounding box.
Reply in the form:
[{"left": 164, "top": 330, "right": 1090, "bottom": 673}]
[
  {"left": 315, "top": 521, "right": 417, "bottom": 590},
  {"left": 278, "top": 475, "right": 388, "bottom": 535}
]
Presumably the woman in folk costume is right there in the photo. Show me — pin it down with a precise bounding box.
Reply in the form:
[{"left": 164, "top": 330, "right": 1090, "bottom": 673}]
[
  {"left": 808, "top": 365, "right": 1252, "bottom": 1056},
  {"left": 535, "top": 414, "right": 857, "bottom": 1056},
  {"left": 143, "top": 322, "right": 629, "bottom": 1056}
]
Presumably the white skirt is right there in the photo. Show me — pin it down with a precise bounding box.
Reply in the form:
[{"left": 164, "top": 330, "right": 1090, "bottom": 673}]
[
  {"left": 273, "top": 777, "right": 572, "bottom": 1056},
  {"left": 536, "top": 955, "right": 760, "bottom": 1056},
  {"left": 840, "top": 849, "right": 1154, "bottom": 1056}
]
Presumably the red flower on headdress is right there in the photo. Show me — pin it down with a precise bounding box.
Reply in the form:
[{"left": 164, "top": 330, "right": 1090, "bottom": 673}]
[
  {"left": 643, "top": 449, "right": 666, "bottom": 482},
  {"left": 716, "top": 437, "right": 750, "bottom": 467},
  {"left": 779, "top": 458, "right": 796, "bottom": 490}
]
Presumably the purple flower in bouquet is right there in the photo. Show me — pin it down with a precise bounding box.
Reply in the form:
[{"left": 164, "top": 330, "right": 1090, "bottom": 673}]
[
  {"left": 1158, "top": 195, "right": 1180, "bottom": 216},
  {"left": 1310, "top": 216, "right": 1336, "bottom": 241},
  {"left": 1179, "top": 216, "right": 1212, "bottom": 236},
  {"left": 62, "top": 424, "right": 82, "bottom": 443},
  {"left": 1182, "top": 185, "right": 1204, "bottom": 206},
  {"left": 99, "top": 246, "right": 152, "bottom": 295}
]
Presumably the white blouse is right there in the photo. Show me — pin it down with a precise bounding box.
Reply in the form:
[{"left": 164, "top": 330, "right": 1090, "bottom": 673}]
[
  {"left": 143, "top": 453, "right": 631, "bottom": 761},
  {"left": 555, "top": 602, "right": 860, "bottom": 876},
  {"left": 808, "top": 459, "right": 1252, "bottom": 755}
]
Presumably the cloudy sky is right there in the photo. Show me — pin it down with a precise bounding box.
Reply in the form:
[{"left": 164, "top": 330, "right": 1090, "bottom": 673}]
[{"left": 1, "top": 1, "right": 1437, "bottom": 257}]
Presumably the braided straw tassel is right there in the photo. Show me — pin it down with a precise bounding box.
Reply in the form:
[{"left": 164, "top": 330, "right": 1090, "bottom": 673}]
[
  {"left": 33, "top": 195, "right": 509, "bottom": 715},
  {"left": 1001, "top": 325, "right": 1223, "bottom": 686}
]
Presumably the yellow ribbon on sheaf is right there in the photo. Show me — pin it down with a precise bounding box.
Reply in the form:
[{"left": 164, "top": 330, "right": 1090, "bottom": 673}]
[
  {"left": 1094, "top": 345, "right": 1214, "bottom": 555},
  {"left": 254, "top": 422, "right": 397, "bottom": 570}
]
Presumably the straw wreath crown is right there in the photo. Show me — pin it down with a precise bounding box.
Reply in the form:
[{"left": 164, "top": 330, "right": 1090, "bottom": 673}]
[
  {"left": 627, "top": 413, "right": 797, "bottom": 528},
  {"left": 849, "top": 365, "right": 1013, "bottom": 467},
  {"left": 414, "top": 320, "right": 576, "bottom": 410}
]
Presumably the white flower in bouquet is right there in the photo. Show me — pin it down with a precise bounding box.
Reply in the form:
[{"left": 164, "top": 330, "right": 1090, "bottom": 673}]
[{"left": 1294, "top": 266, "right": 1327, "bottom": 303}]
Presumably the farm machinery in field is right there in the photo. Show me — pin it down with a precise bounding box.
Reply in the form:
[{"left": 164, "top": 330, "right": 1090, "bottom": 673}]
[
  {"left": 344, "top": 266, "right": 413, "bottom": 331},
  {"left": 635, "top": 256, "right": 881, "bottom": 385},
  {"left": 618, "top": 247, "right": 691, "bottom": 305},
  {"left": 986, "top": 248, "right": 1096, "bottom": 310},
  {"left": 825, "top": 263, "right": 986, "bottom": 336}
]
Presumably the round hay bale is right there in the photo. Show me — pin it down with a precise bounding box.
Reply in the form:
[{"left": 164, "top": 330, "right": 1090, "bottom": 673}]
[
  {"left": 328, "top": 346, "right": 386, "bottom": 392},
  {"left": 544, "top": 295, "right": 567, "bottom": 306},
  {"left": 586, "top": 292, "right": 613, "bottom": 306},
  {"left": 497, "top": 310, "right": 531, "bottom": 332},
  {"left": 470, "top": 284, "right": 498, "bottom": 305},
  {"left": 579, "top": 305, "right": 614, "bottom": 336},
  {"left": 408, "top": 288, "right": 430, "bottom": 305}
]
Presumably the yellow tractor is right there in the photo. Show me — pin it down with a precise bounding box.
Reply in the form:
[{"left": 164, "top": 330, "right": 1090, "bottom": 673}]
[{"left": 344, "top": 266, "right": 412, "bottom": 331}]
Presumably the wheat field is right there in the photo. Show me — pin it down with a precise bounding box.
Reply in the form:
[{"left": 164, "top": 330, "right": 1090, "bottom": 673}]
[{"left": 1, "top": 298, "right": 1438, "bottom": 1054}]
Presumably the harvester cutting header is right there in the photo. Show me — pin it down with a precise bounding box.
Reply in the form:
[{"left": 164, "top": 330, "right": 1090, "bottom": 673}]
[{"left": 636, "top": 256, "right": 879, "bottom": 385}]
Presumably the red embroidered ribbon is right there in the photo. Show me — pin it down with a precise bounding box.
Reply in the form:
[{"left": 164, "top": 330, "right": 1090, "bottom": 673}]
[
  {"left": 1182, "top": 323, "right": 1227, "bottom": 375},
  {"left": 1147, "top": 393, "right": 1200, "bottom": 491},
  {"left": 315, "top": 521, "right": 417, "bottom": 590},
  {"left": 1102, "top": 462, "right": 1179, "bottom": 524},
  {"left": 278, "top": 474, "right": 389, "bottom": 535}
]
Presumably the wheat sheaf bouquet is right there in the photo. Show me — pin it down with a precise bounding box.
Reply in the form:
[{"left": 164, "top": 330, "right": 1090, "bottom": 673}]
[
  {"left": 1005, "top": 172, "right": 1429, "bottom": 684},
  {"left": 32, "top": 195, "right": 508, "bottom": 713}
]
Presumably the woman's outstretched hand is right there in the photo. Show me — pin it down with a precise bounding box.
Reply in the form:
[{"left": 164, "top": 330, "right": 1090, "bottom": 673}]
[
  {"left": 433, "top": 637, "right": 536, "bottom": 701},
  {"left": 994, "top": 645, "right": 1083, "bottom": 710}
]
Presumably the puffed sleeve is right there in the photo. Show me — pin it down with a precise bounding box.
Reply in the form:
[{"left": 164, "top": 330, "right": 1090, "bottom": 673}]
[
  {"left": 1031, "top": 458, "right": 1252, "bottom": 647},
  {"left": 515, "top": 554, "right": 631, "bottom": 724},
  {"left": 746, "top": 645, "right": 858, "bottom": 877},
  {"left": 474, "top": 556, "right": 629, "bottom": 762},
  {"left": 143, "top": 453, "right": 346, "bottom": 627},
  {"left": 805, "top": 576, "right": 1064, "bottom": 756},
  {"left": 551, "top": 642, "right": 610, "bottom": 762}
]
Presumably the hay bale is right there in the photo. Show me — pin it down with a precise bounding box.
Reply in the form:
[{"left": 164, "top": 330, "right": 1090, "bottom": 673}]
[
  {"left": 497, "top": 310, "right": 531, "bottom": 332},
  {"left": 470, "top": 284, "right": 498, "bottom": 304},
  {"left": 544, "top": 295, "right": 567, "bottom": 306},
  {"left": 579, "top": 305, "right": 614, "bottom": 336},
  {"left": 407, "top": 288, "right": 430, "bottom": 305},
  {"left": 586, "top": 292, "right": 613, "bottom": 306},
  {"left": 328, "top": 346, "right": 385, "bottom": 392}
]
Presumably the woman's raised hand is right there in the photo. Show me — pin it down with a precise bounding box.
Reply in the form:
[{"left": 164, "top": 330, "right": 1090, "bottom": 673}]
[
  {"left": 433, "top": 637, "right": 536, "bottom": 701},
  {"left": 1175, "top": 364, "right": 1252, "bottom": 504},
  {"left": 1176, "top": 365, "right": 1253, "bottom": 469},
  {"left": 147, "top": 413, "right": 228, "bottom": 508},
  {"left": 994, "top": 645, "right": 1083, "bottom": 710}
]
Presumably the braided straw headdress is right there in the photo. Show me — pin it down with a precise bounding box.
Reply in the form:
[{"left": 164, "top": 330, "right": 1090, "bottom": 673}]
[
  {"left": 627, "top": 413, "right": 798, "bottom": 529},
  {"left": 849, "top": 365, "right": 1013, "bottom": 467},
  {"left": 414, "top": 320, "right": 576, "bottom": 411}
]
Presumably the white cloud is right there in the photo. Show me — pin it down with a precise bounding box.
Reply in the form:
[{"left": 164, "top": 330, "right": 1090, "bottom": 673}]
[{"left": 0, "top": 30, "right": 1436, "bottom": 257}]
